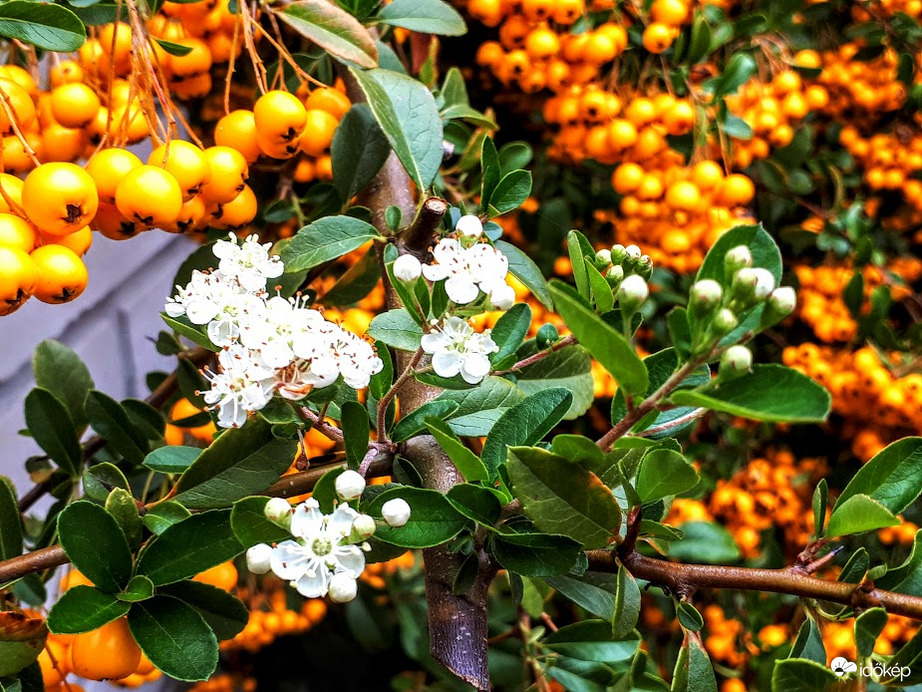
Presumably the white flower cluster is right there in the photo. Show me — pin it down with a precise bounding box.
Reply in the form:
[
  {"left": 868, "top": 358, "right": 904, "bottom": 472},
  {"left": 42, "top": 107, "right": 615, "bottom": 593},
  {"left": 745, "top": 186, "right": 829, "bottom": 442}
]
[
  {"left": 421, "top": 316, "right": 498, "bottom": 384},
  {"left": 246, "top": 474, "right": 411, "bottom": 603},
  {"left": 165, "top": 234, "right": 383, "bottom": 428}
]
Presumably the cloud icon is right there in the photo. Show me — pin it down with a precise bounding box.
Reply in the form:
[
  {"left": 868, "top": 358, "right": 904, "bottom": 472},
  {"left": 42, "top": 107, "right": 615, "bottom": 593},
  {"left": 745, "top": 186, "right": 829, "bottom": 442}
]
[{"left": 831, "top": 657, "right": 858, "bottom": 676}]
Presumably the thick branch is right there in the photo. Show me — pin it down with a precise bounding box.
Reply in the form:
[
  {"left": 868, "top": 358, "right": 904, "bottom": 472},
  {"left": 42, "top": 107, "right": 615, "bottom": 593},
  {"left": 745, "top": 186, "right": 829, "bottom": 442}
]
[
  {"left": 401, "top": 196, "right": 448, "bottom": 257},
  {"left": 587, "top": 550, "right": 922, "bottom": 620}
]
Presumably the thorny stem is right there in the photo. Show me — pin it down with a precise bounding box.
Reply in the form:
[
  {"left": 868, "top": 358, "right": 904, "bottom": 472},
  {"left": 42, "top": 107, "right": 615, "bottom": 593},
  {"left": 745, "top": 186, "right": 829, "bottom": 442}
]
[{"left": 376, "top": 347, "right": 425, "bottom": 445}]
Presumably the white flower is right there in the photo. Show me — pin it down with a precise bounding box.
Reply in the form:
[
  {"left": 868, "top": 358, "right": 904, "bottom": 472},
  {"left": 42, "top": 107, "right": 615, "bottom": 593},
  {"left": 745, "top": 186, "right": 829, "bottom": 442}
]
[
  {"left": 246, "top": 543, "right": 273, "bottom": 574},
  {"left": 393, "top": 254, "right": 422, "bottom": 282},
  {"left": 421, "top": 316, "right": 498, "bottom": 384},
  {"left": 165, "top": 270, "right": 245, "bottom": 327},
  {"left": 201, "top": 345, "right": 276, "bottom": 428},
  {"left": 381, "top": 498, "right": 411, "bottom": 527},
  {"left": 268, "top": 498, "right": 366, "bottom": 598},
  {"left": 488, "top": 283, "right": 515, "bottom": 310},
  {"left": 335, "top": 470, "right": 366, "bottom": 501},
  {"left": 455, "top": 214, "right": 484, "bottom": 238},
  {"left": 213, "top": 233, "right": 284, "bottom": 292},
  {"left": 328, "top": 572, "right": 358, "bottom": 603},
  {"left": 421, "top": 237, "right": 512, "bottom": 307}
]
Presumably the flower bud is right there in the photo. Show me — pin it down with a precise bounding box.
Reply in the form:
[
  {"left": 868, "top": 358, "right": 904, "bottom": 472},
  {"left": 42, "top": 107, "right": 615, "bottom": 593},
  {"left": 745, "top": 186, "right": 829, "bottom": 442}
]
[
  {"left": 720, "top": 345, "right": 752, "bottom": 378},
  {"left": 625, "top": 244, "right": 642, "bottom": 260},
  {"left": 731, "top": 267, "right": 775, "bottom": 306},
  {"left": 393, "top": 254, "right": 422, "bottom": 282},
  {"left": 455, "top": 214, "right": 484, "bottom": 238},
  {"left": 536, "top": 323, "right": 559, "bottom": 348},
  {"left": 724, "top": 245, "right": 753, "bottom": 276},
  {"left": 246, "top": 543, "right": 273, "bottom": 575},
  {"left": 769, "top": 286, "right": 796, "bottom": 315},
  {"left": 636, "top": 254, "right": 654, "bottom": 280},
  {"left": 711, "top": 308, "right": 738, "bottom": 336},
  {"left": 489, "top": 283, "right": 516, "bottom": 311},
  {"left": 689, "top": 279, "right": 723, "bottom": 316},
  {"left": 352, "top": 514, "right": 377, "bottom": 540},
  {"left": 335, "top": 469, "right": 366, "bottom": 501},
  {"left": 617, "top": 274, "right": 649, "bottom": 315},
  {"left": 264, "top": 497, "right": 293, "bottom": 527},
  {"left": 595, "top": 249, "right": 612, "bottom": 266},
  {"left": 606, "top": 264, "right": 624, "bottom": 287},
  {"left": 381, "top": 498, "right": 412, "bottom": 527},
  {"left": 610, "top": 244, "right": 628, "bottom": 265},
  {"left": 328, "top": 572, "right": 358, "bottom": 603}
]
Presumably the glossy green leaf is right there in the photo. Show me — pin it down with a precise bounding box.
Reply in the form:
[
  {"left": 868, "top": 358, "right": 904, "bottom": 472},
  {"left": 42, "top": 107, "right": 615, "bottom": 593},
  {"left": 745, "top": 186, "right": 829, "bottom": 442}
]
[
  {"left": 24, "top": 388, "right": 81, "bottom": 476},
  {"left": 32, "top": 340, "right": 93, "bottom": 430},
  {"left": 331, "top": 104, "right": 390, "bottom": 200},
  {"left": 544, "top": 571, "right": 617, "bottom": 620},
  {"left": 85, "top": 390, "right": 148, "bottom": 465},
  {"left": 613, "top": 563, "right": 641, "bottom": 638},
  {"left": 435, "top": 376, "right": 526, "bottom": 436},
  {"left": 834, "top": 437, "right": 922, "bottom": 517},
  {"left": 143, "top": 501, "right": 191, "bottom": 536},
  {"left": 669, "top": 365, "right": 830, "bottom": 423},
  {"left": 377, "top": 0, "right": 466, "bottom": 36},
  {"left": 367, "top": 487, "right": 467, "bottom": 548},
  {"left": 0, "top": 477, "right": 22, "bottom": 561},
  {"left": 515, "top": 342, "right": 594, "bottom": 420},
  {"left": 143, "top": 446, "right": 200, "bottom": 474},
  {"left": 482, "top": 389, "right": 572, "bottom": 476},
  {"left": 117, "top": 575, "right": 155, "bottom": 603},
  {"left": 424, "top": 417, "right": 489, "bottom": 481},
  {"left": 57, "top": 501, "right": 132, "bottom": 593},
  {"left": 274, "top": 0, "right": 377, "bottom": 67},
  {"left": 488, "top": 170, "right": 532, "bottom": 216},
  {"left": 128, "top": 595, "right": 218, "bottom": 682},
  {"left": 349, "top": 67, "right": 443, "bottom": 190},
  {"left": 855, "top": 607, "right": 887, "bottom": 659},
  {"left": 47, "top": 586, "right": 129, "bottom": 634},
  {"left": 491, "top": 532, "right": 583, "bottom": 577},
  {"left": 0, "top": 2, "right": 86, "bottom": 52},
  {"left": 160, "top": 580, "right": 248, "bottom": 640},
  {"left": 160, "top": 313, "right": 219, "bottom": 351},
  {"left": 281, "top": 215, "right": 381, "bottom": 272},
  {"left": 491, "top": 303, "right": 531, "bottom": 363},
  {"left": 549, "top": 280, "right": 648, "bottom": 395},
  {"left": 770, "top": 658, "right": 837, "bottom": 692},
  {"left": 445, "top": 483, "right": 501, "bottom": 526},
  {"left": 367, "top": 308, "right": 423, "bottom": 351},
  {"left": 790, "top": 618, "right": 826, "bottom": 664},
  {"left": 826, "top": 494, "right": 900, "bottom": 537},
  {"left": 495, "top": 240, "right": 554, "bottom": 310},
  {"left": 229, "top": 496, "right": 293, "bottom": 548},
  {"left": 391, "top": 400, "right": 458, "bottom": 443},
  {"left": 636, "top": 450, "right": 699, "bottom": 502},
  {"left": 105, "top": 487, "right": 142, "bottom": 549},
  {"left": 545, "top": 621, "right": 640, "bottom": 663}
]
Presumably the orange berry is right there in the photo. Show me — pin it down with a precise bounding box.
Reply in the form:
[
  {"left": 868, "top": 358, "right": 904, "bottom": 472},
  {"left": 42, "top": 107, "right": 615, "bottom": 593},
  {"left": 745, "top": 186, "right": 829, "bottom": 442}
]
[
  {"left": 50, "top": 83, "right": 101, "bottom": 129},
  {"left": 304, "top": 87, "right": 351, "bottom": 120},
  {"left": 643, "top": 23, "right": 674, "bottom": 53},
  {"left": 69, "top": 617, "right": 141, "bottom": 681},
  {"left": 214, "top": 110, "right": 262, "bottom": 164},
  {"left": 299, "top": 109, "right": 339, "bottom": 157},
  {"left": 115, "top": 165, "right": 183, "bottom": 228},
  {"left": 86, "top": 148, "right": 143, "bottom": 205},
  {"left": 22, "top": 163, "right": 99, "bottom": 237},
  {"left": 29, "top": 244, "right": 88, "bottom": 304},
  {"left": 0, "top": 213, "right": 37, "bottom": 252},
  {"left": 148, "top": 141, "right": 211, "bottom": 200},
  {"left": 201, "top": 146, "right": 248, "bottom": 204}
]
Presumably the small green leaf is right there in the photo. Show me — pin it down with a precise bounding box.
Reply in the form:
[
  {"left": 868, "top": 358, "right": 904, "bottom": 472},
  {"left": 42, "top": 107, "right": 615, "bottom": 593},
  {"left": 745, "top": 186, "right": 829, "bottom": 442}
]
[
  {"left": 128, "top": 595, "right": 219, "bottom": 682},
  {"left": 332, "top": 104, "right": 390, "bottom": 200},
  {"left": 143, "top": 501, "right": 191, "bottom": 536},
  {"left": 274, "top": 0, "right": 377, "bottom": 68},
  {"left": 771, "top": 658, "right": 838, "bottom": 692},
  {"left": 0, "top": 1, "right": 86, "bottom": 52},
  {"left": 813, "top": 479, "right": 827, "bottom": 538},
  {"left": 482, "top": 389, "right": 572, "bottom": 476},
  {"left": 367, "top": 309, "right": 423, "bottom": 351},
  {"left": 85, "top": 390, "right": 148, "bottom": 465},
  {"left": 47, "top": 585, "right": 130, "bottom": 634},
  {"left": 391, "top": 400, "right": 458, "bottom": 443},
  {"left": 826, "top": 494, "right": 900, "bottom": 537},
  {"left": 424, "top": 417, "right": 489, "bottom": 481},
  {"left": 544, "top": 571, "right": 617, "bottom": 620},
  {"left": 549, "top": 280, "right": 648, "bottom": 395},
  {"left": 0, "top": 477, "right": 22, "bottom": 561},
  {"left": 445, "top": 483, "right": 501, "bottom": 526},
  {"left": 491, "top": 532, "right": 583, "bottom": 577},
  {"left": 834, "top": 437, "right": 922, "bottom": 517},
  {"left": 281, "top": 215, "right": 382, "bottom": 272},
  {"left": 515, "top": 342, "right": 594, "bottom": 420},
  {"left": 636, "top": 450, "right": 699, "bottom": 502},
  {"left": 488, "top": 170, "right": 532, "bottom": 216},
  {"left": 341, "top": 401, "right": 370, "bottom": 468},
  {"left": 491, "top": 303, "right": 531, "bottom": 363},
  {"left": 154, "top": 38, "right": 193, "bottom": 56},
  {"left": 480, "top": 137, "right": 501, "bottom": 212},
  {"left": 137, "top": 510, "right": 243, "bottom": 586},
  {"left": 613, "top": 563, "right": 640, "bottom": 638},
  {"left": 143, "top": 446, "right": 200, "bottom": 474},
  {"left": 435, "top": 375, "right": 526, "bottom": 436},
  {"left": 790, "top": 618, "right": 826, "bottom": 664},
  {"left": 230, "top": 496, "right": 293, "bottom": 548},
  {"left": 24, "top": 388, "right": 81, "bottom": 476},
  {"left": 160, "top": 580, "right": 249, "bottom": 640},
  {"left": 495, "top": 240, "right": 554, "bottom": 311},
  {"left": 57, "top": 501, "right": 133, "bottom": 593},
  {"left": 350, "top": 68, "right": 443, "bottom": 191},
  {"left": 105, "top": 488, "right": 143, "bottom": 549},
  {"left": 118, "top": 575, "right": 155, "bottom": 603},
  {"left": 669, "top": 364, "right": 830, "bottom": 423},
  {"left": 367, "top": 487, "right": 467, "bottom": 548},
  {"left": 855, "top": 607, "right": 887, "bottom": 659},
  {"left": 677, "top": 602, "right": 704, "bottom": 631},
  {"left": 32, "top": 339, "right": 94, "bottom": 430},
  {"left": 673, "top": 638, "right": 718, "bottom": 692},
  {"left": 544, "top": 620, "right": 640, "bottom": 663},
  {"left": 377, "top": 0, "right": 466, "bottom": 36}
]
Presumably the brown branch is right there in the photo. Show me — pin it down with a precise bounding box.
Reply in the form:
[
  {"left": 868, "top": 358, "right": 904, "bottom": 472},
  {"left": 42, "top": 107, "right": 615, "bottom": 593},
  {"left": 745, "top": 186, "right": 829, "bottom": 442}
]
[
  {"left": 401, "top": 196, "right": 448, "bottom": 256},
  {"left": 492, "top": 335, "right": 577, "bottom": 376},
  {"left": 376, "top": 347, "right": 425, "bottom": 444},
  {"left": 587, "top": 550, "right": 922, "bottom": 620},
  {"left": 0, "top": 546, "right": 68, "bottom": 585}
]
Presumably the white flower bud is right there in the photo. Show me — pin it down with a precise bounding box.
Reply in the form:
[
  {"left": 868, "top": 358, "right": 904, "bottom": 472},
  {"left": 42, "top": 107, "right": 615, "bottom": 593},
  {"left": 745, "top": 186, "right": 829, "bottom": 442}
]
[
  {"left": 393, "top": 254, "right": 422, "bottom": 282},
  {"left": 712, "top": 308, "right": 738, "bottom": 335},
  {"left": 720, "top": 345, "right": 752, "bottom": 377},
  {"left": 724, "top": 245, "right": 753, "bottom": 274},
  {"left": 732, "top": 267, "right": 775, "bottom": 303},
  {"left": 489, "top": 283, "right": 516, "bottom": 311},
  {"left": 618, "top": 274, "right": 649, "bottom": 307},
  {"left": 751, "top": 268, "right": 775, "bottom": 300},
  {"left": 264, "top": 497, "right": 293, "bottom": 527},
  {"left": 595, "top": 249, "right": 612, "bottom": 265},
  {"left": 690, "top": 279, "right": 723, "bottom": 310},
  {"left": 381, "top": 498, "right": 412, "bottom": 527},
  {"left": 328, "top": 572, "right": 358, "bottom": 603},
  {"left": 246, "top": 543, "right": 273, "bottom": 575},
  {"left": 455, "top": 214, "right": 484, "bottom": 238},
  {"left": 625, "top": 244, "right": 642, "bottom": 260},
  {"left": 607, "top": 264, "right": 624, "bottom": 282},
  {"left": 352, "top": 514, "right": 377, "bottom": 540},
  {"left": 610, "top": 244, "right": 628, "bottom": 264},
  {"left": 768, "top": 286, "right": 796, "bottom": 315},
  {"left": 335, "top": 470, "right": 366, "bottom": 501}
]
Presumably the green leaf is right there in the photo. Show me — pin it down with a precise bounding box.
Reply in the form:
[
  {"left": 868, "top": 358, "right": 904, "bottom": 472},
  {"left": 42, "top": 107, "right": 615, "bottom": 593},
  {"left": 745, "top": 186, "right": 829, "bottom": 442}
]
[
  {"left": 667, "top": 521, "right": 740, "bottom": 563},
  {"left": 154, "top": 38, "right": 193, "bottom": 56},
  {"left": 367, "top": 487, "right": 467, "bottom": 548},
  {"left": 173, "top": 419, "right": 297, "bottom": 509},
  {"left": 391, "top": 400, "right": 458, "bottom": 443},
  {"left": 877, "top": 530, "right": 922, "bottom": 595},
  {"left": 507, "top": 446, "right": 621, "bottom": 548},
  {"left": 567, "top": 230, "right": 591, "bottom": 300},
  {"left": 32, "top": 340, "right": 93, "bottom": 430},
  {"left": 47, "top": 586, "right": 129, "bottom": 634},
  {"left": 445, "top": 483, "right": 502, "bottom": 526},
  {"left": 137, "top": 510, "right": 243, "bottom": 586},
  {"left": 515, "top": 343, "right": 594, "bottom": 420},
  {"left": 311, "top": 467, "right": 345, "bottom": 513},
  {"left": 143, "top": 446, "right": 200, "bottom": 474},
  {"left": 0, "top": 478, "right": 22, "bottom": 561},
  {"left": 834, "top": 438, "right": 922, "bottom": 518},
  {"left": 281, "top": 215, "right": 382, "bottom": 272},
  {"left": 544, "top": 571, "right": 617, "bottom": 620},
  {"left": 854, "top": 607, "right": 887, "bottom": 659},
  {"left": 488, "top": 170, "right": 532, "bottom": 216},
  {"left": 549, "top": 280, "right": 648, "bottom": 395},
  {"left": 613, "top": 563, "right": 640, "bottom": 638},
  {"left": 480, "top": 137, "right": 501, "bottom": 212},
  {"left": 482, "top": 389, "right": 573, "bottom": 476},
  {"left": 367, "top": 308, "right": 423, "bottom": 351},
  {"left": 85, "top": 390, "right": 148, "bottom": 465},
  {"left": 790, "top": 618, "right": 826, "bottom": 664},
  {"left": 160, "top": 581, "right": 249, "bottom": 640},
  {"left": 369, "top": 339, "right": 393, "bottom": 400},
  {"left": 545, "top": 621, "right": 640, "bottom": 663},
  {"left": 57, "top": 501, "right": 133, "bottom": 593},
  {"left": 495, "top": 240, "right": 554, "bottom": 311},
  {"left": 491, "top": 303, "right": 531, "bottom": 363},
  {"left": 677, "top": 602, "right": 704, "bottom": 631},
  {"left": 825, "top": 494, "right": 900, "bottom": 537},
  {"left": 128, "top": 595, "right": 218, "bottom": 682},
  {"left": 672, "top": 638, "right": 718, "bottom": 692},
  {"left": 424, "top": 417, "right": 489, "bottom": 481},
  {"left": 340, "top": 400, "right": 370, "bottom": 468},
  {"left": 322, "top": 246, "right": 380, "bottom": 306},
  {"left": 117, "top": 575, "right": 155, "bottom": 603},
  {"left": 332, "top": 104, "right": 390, "bottom": 201},
  {"left": 636, "top": 450, "right": 699, "bottom": 502},
  {"left": 377, "top": 0, "right": 466, "bottom": 35},
  {"left": 230, "top": 496, "right": 293, "bottom": 548},
  {"left": 669, "top": 365, "right": 831, "bottom": 423},
  {"left": 105, "top": 488, "right": 143, "bottom": 549},
  {"left": 350, "top": 68, "right": 443, "bottom": 191},
  {"left": 143, "top": 501, "right": 191, "bottom": 536},
  {"left": 160, "top": 313, "right": 219, "bottom": 351},
  {"left": 771, "top": 658, "right": 837, "bottom": 692},
  {"left": 706, "top": 52, "right": 757, "bottom": 98},
  {"left": 24, "top": 388, "right": 81, "bottom": 476},
  {"left": 813, "top": 479, "right": 827, "bottom": 539},
  {"left": 81, "top": 462, "right": 129, "bottom": 504},
  {"left": 0, "top": 2, "right": 86, "bottom": 52},
  {"left": 587, "top": 264, "right": 614, "bottom": 313},
  {"left": 274, "top": 0, "right": 377, "bottom": 68},
  {"left": 491, "top": 532, "right": 583, "bottom": 577},
  {"left": 436, "top": 375, "right": 526, "bottom": 436}
]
